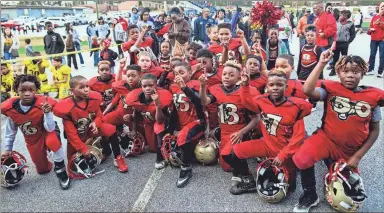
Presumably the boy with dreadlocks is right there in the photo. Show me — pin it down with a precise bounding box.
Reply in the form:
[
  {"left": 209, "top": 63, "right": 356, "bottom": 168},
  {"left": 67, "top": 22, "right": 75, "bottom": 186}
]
[
  {"left": 292, "top": 50, "right": 384, "bottom": 212},
  {"left": 1, "top": 74, "right": 70, "bottom": 189},
  {"left": 53, "top": 75, "right": 128, "bottom": 174}
]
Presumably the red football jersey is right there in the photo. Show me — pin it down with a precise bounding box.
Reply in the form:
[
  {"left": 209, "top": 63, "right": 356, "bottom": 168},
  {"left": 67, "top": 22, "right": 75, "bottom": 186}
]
[
  {"left": 53, "top": 92, "right": 103, "bottom": 153},
  {"left": 209, "top": 84, "right": 260, "bottom": 134},
  {"left": 89, "top": 75, "right": 116, "bottom": 106},
  {"left": 1, "top": 96, "right": 57, "bottom": 145},
  {"left": 320, "top": 80, "right": 384, "bottom": 153},
  {"left": 241, "top": 86, "right": 312, "bottom": 161},
  {"left": 142, "top": 66, "right": 164, "bottom": 79},
  {"left": 285, "top": 79, "right": 307, "bottom": 99},
  {"left": 125, "top": 87, "right": 173, "bottom": 124},
  {"left": 121, "top": 37, "right": 153, "bottom": 64},
  {"left": 169, "top": 80, "right": 202, "bottom": 127},
  {"left": 249, "top": 75, "right": 267, "bottom": 94},
  {"left": 208, "top": 38, "right": 243, "bottom": 64},
  {"left": 110, "top": 80, "right": 135, "bottom": 114},
  {"left": 189, "top": 59, "right": 198, "bottom": 67},
  {"left": 250, "top": 48, "right": 267, "bottom": 61}
]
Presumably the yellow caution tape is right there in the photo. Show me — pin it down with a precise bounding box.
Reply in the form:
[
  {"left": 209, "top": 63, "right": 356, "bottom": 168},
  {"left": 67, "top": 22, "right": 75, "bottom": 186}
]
[{"left": 2, "top": 43, "right": 123, "bottom": 64}]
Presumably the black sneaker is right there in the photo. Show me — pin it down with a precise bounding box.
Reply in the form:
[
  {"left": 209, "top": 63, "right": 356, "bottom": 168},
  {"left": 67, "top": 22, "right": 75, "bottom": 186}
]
[
  {"left": 365, "top": 70, "right": 374, "bottom": 76},
  {"left": 293, "top": 190, "right": 319, "bottom": 212},
  {"left": 176, "top": 165, "right": 192, "bottom": 188},
  {"left": 54, "top": 165, "right": 70, "bottom": 190},
  {"left": 229, "top": 176, "right": 242, "bottom": 194},
  {"left": 230, "top": 175, "right": 256, "bottom": 195}
]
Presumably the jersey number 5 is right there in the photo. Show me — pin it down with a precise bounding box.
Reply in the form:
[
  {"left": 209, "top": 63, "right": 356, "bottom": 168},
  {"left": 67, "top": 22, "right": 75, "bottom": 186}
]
[
  {"left": 20, "top": 121, "right": 38, "bottom": 135},
  {"left": 173, "top": 94, "right": 189, "bottom": 112},
  {"left": 218, "top": 103, "right": 239, "bottom": 125}
]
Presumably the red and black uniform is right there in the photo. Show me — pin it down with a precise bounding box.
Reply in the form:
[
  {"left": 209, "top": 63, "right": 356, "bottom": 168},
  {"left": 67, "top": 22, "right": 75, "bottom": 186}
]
[
  {"left": 196, "top": 67, "right": 223, "bottom": 129},
  {"left": 102, "top": 80, "right": 136, "bottom": 128},
  {"left": 188, "top": 59, "right": 198, "bottom": 67},
  {"left": 250, "top": 48, "right": 267, "bottom": 61},
  {"left": 89, "top": 75, "right": 116, "bottom": 111},
  {"left": 208, "top": 84, "right": 260, "bottom": 171},
  {"left": 169, "top": 80, "right": 206, "bottom": 147},
  {"left": 293, "top": 81, "right": 384, "bottom": 170},
  {"left": 125, "top": 88, "right": 173, "bottom": 152},
  {"left": 286, "top": 79, "right": 307, "bottom": 99},
  {"left": 297, "top": 44, "right": 322, "bottom": 81},
  {"left": 249, "top": 74, "right": 267, "bottom": 94},
  {"left": 53, "top": 92, "right": 118, "bottom": 160},
  {"left": 234, "top": 87, "right": 312, "bottom": 180},
  {"left": 143, "top": 66, "right": 164, "bottom": 79},
  {"left": 209, "top": 38, "right": 243, "bottom": 65},
  {"left": 2, "top": 96, "right": 60, "bottom": 173},
  {"left": 121, "top": 37, "right": 153, "bottom": 65}
]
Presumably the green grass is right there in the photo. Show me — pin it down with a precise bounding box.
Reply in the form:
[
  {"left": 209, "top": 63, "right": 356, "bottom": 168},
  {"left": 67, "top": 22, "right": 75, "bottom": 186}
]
[{"left": 18, "top": 41, "right": 89, "bottom": 57}]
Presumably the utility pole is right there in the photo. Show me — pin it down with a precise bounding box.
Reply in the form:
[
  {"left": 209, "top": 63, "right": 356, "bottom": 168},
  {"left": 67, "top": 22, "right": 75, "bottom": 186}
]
[{"left": 96, "top": 0, "right": 99, "bottom": 20}]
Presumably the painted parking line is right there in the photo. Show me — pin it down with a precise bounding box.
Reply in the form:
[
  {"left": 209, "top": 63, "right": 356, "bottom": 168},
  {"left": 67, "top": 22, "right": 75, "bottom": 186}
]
[{"left": 130, "top": 168, "right": 165, "bottom": 212}]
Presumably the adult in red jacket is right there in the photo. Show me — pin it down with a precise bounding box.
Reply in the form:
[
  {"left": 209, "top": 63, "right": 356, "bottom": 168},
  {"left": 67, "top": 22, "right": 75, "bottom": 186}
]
[
  {"left": 313, "top": 2, "right": 337, "bottom": 51},
  {"left": 367, "top": 3, "right": 384, "bottom": 77}
]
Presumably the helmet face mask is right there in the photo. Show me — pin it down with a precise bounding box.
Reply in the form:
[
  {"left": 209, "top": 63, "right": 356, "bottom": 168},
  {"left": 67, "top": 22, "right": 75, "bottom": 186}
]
[
  {"left": 118, "top": 125, "right": 146, "bottom": 157},
  {"left": 255, "top": 158, "right": 289, "bottom": 203},
  {"left": 1, "top": 152, "right": 27, "bottom": 188},
  {"left": 161, "top": 134, "right": 181, "bottom": 167},
  {"left": 324, "top": 159, "right": 367, "bottom": 212},
  {"left": 68, "top": 146, "right": 103, "bottom": 179}
]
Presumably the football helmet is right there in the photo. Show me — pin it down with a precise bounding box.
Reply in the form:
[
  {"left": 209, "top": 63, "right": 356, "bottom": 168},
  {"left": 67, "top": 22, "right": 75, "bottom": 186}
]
[
  {"left": 161, "top": 134, "right": 181, "bottom": 167},
  {"left": 255, "top": 158, "right": 289, "bottom": 203},
  {"left": 1, "top": 151, "right": 28, "bottom": 188},
  {"left": 118, "top": 125, "right": 146, "bottom": 157},
  {"left": 68, "top": 145, "right": 104, "bottom": 179},
  {"left": 194, "top": 138, "right": 219, "bottom": 165},
  {"left": 324, "top": 159, "right": 367, "bottom": 212}
]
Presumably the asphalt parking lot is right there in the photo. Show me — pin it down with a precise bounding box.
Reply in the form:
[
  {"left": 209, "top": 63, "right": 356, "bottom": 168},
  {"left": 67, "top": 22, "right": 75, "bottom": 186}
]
[{"left": 1, "top": 33, "right": 383, "bottom": 212}]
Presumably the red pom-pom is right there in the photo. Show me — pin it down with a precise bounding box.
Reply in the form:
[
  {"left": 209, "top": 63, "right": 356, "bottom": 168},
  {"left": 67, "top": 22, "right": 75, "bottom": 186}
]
[{"left": 251, "top": 0, "right": 280, "bottom": 27}]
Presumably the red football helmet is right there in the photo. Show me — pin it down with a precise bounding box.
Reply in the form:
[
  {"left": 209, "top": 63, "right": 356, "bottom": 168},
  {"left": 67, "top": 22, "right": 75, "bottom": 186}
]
[
  {"left": 161, "top": 134, "right": 181, "bottom": 167},
  {"left": 1, "top": 151, "right": 28, "bottom": 188}
]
